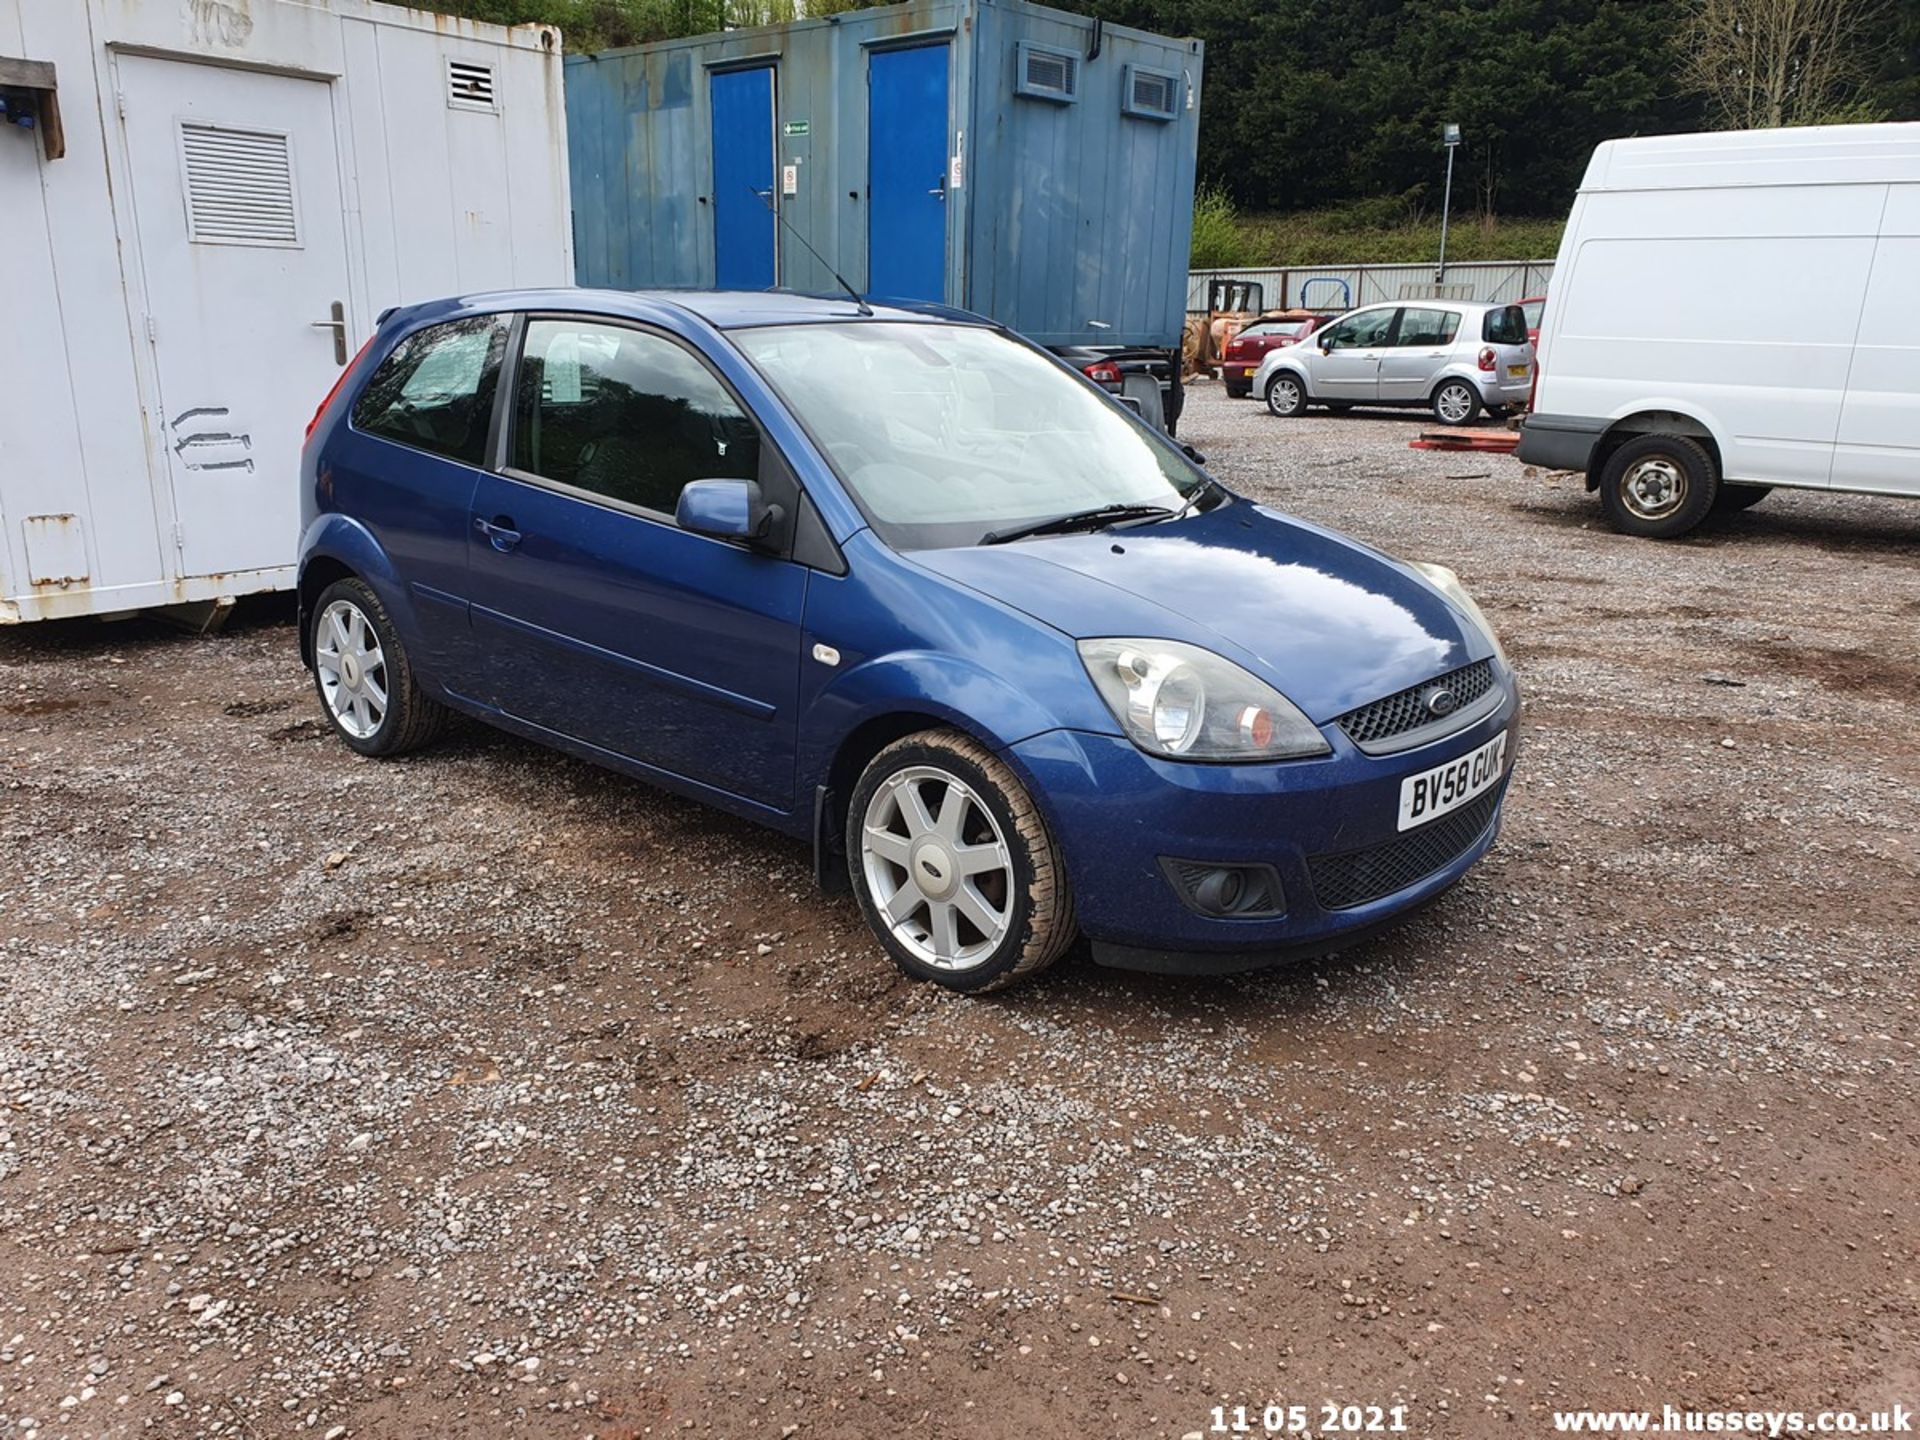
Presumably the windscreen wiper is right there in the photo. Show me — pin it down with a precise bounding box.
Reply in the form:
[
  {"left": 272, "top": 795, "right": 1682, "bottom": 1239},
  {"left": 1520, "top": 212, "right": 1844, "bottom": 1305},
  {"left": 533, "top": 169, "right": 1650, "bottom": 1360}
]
[{"left": 981, "top": 503, "right": 1177, "bottom": 546}]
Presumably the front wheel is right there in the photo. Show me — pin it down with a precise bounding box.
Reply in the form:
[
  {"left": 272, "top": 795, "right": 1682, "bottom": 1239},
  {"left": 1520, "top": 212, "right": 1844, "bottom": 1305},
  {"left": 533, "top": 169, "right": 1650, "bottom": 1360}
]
[
  {"left": 846, "top": 729, "right": 1076, "bottom": 993},
  {"left": 1265, "top": 372, "right": 1307, "bottom": 418},
  {"left": 1596, "top": 434, "right": 1719, "bottom": 539},
  {"left": 1431, "top": 379, "right": 1483, "bottom": 426},
  {"left": 310, "top": 578, "right": 448, "bottom": 756}
]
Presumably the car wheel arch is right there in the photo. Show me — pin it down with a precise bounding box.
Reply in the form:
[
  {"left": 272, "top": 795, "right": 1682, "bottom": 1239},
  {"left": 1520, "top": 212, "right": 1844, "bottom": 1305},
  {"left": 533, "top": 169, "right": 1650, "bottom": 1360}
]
[
  {"left": 297, "top": 555, "right": 357, "bottom": 668},
  {"left": 811, "top": 707, "right": 1064, "bottom": 895},
  {"left": 1265, "top": 367, "right": 1309, "bottom": 400},
  {"left": 1588, "top": 411, "right": 1724, "bottom": 493}
]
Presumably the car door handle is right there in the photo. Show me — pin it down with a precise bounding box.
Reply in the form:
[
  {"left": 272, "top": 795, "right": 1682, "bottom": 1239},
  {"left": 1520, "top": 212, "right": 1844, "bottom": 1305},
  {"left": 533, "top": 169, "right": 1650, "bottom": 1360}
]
[{"left": 475, "top": 515, "right": 522, "bottom": 552}]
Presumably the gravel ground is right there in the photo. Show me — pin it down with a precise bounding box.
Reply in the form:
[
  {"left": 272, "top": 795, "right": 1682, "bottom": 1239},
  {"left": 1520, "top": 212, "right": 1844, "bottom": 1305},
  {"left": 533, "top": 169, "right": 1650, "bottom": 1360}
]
[{"left": 3, "top": 384, "right": 1917, "bottom": 1440}]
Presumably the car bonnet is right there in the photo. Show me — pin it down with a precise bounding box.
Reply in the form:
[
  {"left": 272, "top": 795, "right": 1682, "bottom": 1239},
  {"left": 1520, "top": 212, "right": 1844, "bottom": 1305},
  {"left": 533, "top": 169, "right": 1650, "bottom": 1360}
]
[{"left": 907, "top": 503, "right": 1488, "bottom": 725}]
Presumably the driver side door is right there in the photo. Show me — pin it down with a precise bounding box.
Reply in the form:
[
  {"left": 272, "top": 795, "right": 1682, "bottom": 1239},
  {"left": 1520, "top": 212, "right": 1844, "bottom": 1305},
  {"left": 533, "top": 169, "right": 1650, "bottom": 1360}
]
[
  {"left": 467, "top": 315, "right": 808, "bottom": 809},
  {"left": 1308, "top": 307, "right": 1398, "bottom": 401}
]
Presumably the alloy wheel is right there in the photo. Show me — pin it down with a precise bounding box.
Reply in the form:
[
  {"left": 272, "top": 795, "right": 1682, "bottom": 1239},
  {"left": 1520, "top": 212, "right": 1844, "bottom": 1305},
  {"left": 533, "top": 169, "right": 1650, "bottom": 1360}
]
[
  {"left": 314, "top": 599, "right": 389, "bottom": 740},
  {"left": 859, "top": 765, "right": 1015, "bottom": 971},
  {"left": 1435, "top": 383, "right": 1476, "bottom": 424}
]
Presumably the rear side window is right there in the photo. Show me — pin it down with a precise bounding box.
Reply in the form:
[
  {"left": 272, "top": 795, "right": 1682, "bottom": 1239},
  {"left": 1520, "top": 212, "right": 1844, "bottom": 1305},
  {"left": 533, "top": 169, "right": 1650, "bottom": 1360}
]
[
  {"left": 351, "top": 316, "right": 506, "bottom": 467},
  {"left": 1395, "top": 308, "right": 1461, "bottom": 347},
  {"left": 510, "top": 318, "right": 760, "bottom": 518},
  {"left": 1482, "top": 305, "right": 1529, "bottom": 345}
]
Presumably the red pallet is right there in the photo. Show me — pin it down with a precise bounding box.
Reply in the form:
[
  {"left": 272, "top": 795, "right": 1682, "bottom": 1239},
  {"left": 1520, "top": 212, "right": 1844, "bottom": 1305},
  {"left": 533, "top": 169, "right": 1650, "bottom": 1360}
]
[{"left": 1409, "top": 430, "right": 1522, "bottom": 453}]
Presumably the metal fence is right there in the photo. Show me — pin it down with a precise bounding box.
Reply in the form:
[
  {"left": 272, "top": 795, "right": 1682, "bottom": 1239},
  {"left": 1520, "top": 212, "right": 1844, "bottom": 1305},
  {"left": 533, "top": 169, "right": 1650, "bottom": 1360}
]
[{"left": 1187, "top": 260, "right": 1555, "bottom": 313}]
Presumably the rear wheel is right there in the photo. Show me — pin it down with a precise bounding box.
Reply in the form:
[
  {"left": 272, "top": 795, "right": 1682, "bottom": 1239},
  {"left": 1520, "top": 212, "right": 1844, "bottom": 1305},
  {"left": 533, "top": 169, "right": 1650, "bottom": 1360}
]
[
  {"left": 1713, "top": 483, "right": 1771, "bottom": 513},
  {"left": 846, "top": 729, "right": 1076, "bottom": 993},
  {"left": 1265, "top": 372, "right": 1307, "bottom": 418},
  {"left": 1431, "top": 379, "right": 1483, "bottom": 426},
  {"left": 310, "top": 578, "right": 447, "bottom": 756},
  {"left": 1597, "top": 434, "right": 1719, "bottom": 539}
]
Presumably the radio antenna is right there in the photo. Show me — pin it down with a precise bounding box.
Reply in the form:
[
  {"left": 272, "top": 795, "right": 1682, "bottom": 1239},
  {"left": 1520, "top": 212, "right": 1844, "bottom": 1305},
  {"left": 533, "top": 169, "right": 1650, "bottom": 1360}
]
[{"left": 753, "top": 186, "right": 873, "bottom": 316}]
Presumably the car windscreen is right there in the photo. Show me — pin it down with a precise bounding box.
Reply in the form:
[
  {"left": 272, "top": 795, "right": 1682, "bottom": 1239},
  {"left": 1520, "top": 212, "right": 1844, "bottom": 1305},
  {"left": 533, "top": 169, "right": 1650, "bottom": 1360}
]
[
  {"left": 731, "top": 321, "right": 1213, "bottom": 550},
  {"left": 1482, "top": 306, "right": 1530, "bottom": 345},
  {"left": 1242, "top": 321, "right": 1307, "bottom": 340}
]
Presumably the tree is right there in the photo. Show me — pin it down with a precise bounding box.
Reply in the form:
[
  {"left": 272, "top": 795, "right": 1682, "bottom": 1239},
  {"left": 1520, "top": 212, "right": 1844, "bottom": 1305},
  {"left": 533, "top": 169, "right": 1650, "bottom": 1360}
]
[{"left": 1680, "top": 0, "right": 1890, "bottom": 129}]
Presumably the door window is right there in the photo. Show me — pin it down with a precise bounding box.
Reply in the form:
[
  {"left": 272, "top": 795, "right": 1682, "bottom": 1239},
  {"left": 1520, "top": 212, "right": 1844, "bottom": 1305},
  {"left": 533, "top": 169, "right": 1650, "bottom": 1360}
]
[
  {"left": 510, "top": 319, "right": 761, "bottom": 518},
  {"left": 1394, "top": 308, "right": 1461, "bottom": 347},
  {"left": 1322, "top": 309, "right": 1396, "bottom": 349},
  {"left": 351, "top": 316, "right": 506, "bottom": 467}
]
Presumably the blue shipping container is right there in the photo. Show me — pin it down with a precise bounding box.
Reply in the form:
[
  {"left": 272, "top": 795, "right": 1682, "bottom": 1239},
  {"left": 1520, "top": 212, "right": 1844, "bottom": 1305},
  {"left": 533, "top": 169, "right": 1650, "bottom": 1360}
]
[{"left": 564, "top": 0, "right": 1204, "bottom": 353}]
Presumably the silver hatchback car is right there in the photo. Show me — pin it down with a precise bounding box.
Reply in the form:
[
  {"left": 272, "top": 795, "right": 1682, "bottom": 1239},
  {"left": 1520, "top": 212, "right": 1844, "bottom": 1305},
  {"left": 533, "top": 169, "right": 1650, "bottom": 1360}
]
[{"left": 1252, "top": 300, "right": 1535, "bottom": 426}]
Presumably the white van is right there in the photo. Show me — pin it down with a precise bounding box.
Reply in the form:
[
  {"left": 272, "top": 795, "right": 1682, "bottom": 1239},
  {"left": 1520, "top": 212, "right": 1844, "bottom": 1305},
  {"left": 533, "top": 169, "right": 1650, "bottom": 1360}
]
[{"left": 1518, "top": 123, "right": 1920, "bottom": 538}]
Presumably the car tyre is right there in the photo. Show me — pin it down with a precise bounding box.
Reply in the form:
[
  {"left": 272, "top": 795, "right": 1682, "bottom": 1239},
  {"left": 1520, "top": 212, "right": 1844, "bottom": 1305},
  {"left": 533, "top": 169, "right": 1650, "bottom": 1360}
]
[
  {"left": 1713, "top": 483, "right": 1771, "bottom": 513},
  {"left": 1431, "top": 379, "right": 1483, "bottom": 426},
  {"left": 1597, "top": 434, "right": 1719, "bottom": 539},
  {"left": 1265, "top": 371, "right": 1307, "bottom": 419},
  {"left": 846, "top": 728, "right": 1076, "bottom": 993},
  {"left": 310, "top": 577, "right": 448, "bottom": 757}
]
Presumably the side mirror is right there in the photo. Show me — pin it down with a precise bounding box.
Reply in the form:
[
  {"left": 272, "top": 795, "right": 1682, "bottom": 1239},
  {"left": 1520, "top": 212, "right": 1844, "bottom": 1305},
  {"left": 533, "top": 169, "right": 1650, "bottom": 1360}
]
[
  {"left": 1180, "top": 442, "right": 1207, "bottom": 466},
  {"left": 1319, "top": 335, "right": 1336, "bottom": 353},
  {"left": 676, "top": 478, "right": 783, "bottom": 546},
  {"left": 1116, "top": 395, "right": 1145, "bottom": 417}
]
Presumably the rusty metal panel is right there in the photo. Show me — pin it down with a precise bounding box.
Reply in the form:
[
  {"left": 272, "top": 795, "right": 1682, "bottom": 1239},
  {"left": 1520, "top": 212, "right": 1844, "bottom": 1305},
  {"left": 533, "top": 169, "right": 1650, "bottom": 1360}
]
[{"left": 22, "top": 514, "right": 89, "bottom": 588}]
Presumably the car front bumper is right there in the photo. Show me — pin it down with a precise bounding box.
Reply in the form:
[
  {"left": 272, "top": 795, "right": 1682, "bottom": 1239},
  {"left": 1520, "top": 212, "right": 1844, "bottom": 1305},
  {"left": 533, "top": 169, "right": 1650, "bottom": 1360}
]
[{"left": 1007, "top": 673, "right": 1521, "bottom": 973}]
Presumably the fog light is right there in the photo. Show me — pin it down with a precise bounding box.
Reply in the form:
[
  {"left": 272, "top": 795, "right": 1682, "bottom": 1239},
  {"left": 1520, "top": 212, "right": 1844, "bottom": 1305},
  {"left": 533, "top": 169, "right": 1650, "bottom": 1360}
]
[{"left": 1159, "top": 858, "right": 1285, "bottom": 919}]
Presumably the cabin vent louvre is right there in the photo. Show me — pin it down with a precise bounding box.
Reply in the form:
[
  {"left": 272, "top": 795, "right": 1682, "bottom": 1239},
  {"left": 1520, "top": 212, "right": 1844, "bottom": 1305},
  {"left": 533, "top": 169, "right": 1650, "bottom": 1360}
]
[
  {"left": 447, "top": 60, "right": 498, "bottom": 111},
  {"left": 179, "top": 123, "right": 299, "bottom": 247},
  {"left": 1014, "top": 42, "right": 1078, "bottom": 103},
  {"left": 1122, "top": 64, "right": 1178, "bottom": 120}
]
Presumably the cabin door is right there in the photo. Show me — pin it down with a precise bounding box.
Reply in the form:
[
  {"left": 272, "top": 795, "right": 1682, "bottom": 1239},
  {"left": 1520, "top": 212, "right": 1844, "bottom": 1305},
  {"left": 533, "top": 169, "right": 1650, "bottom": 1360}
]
[
  {"left": 867, "top": 43, "right": 950, "bottom": 303},
  {"left": 710, "top": 65, "right": 778, "bottom": 289}
]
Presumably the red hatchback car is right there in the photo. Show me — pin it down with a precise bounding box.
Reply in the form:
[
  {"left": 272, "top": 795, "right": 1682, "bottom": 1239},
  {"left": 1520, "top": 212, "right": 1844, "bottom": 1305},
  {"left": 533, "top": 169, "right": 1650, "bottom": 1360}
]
[{"left": 1222, "top": 312, "right": 1336, "bottom": 398}]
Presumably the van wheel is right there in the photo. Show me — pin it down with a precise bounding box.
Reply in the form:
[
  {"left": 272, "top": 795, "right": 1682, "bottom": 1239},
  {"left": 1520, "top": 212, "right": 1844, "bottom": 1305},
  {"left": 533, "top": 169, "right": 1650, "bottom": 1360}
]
[
  {"left": 1265, "top": 372, "right": 1307, "bottom": 418},
  {"left": 310, "top": 578, "right": 448, "bottom": 757},
  {"left": 1431, "top": 379, "right": 1482, "bottom": 426},
  {"left": 846, "top": 729, "right": 1076, "bottom": 994},
  {"left": 1713, "top": 484, "right": 1771, "bottom": 513},
  {"left": 1597, "top": 435, "right": 1719, "bottom": 539}
]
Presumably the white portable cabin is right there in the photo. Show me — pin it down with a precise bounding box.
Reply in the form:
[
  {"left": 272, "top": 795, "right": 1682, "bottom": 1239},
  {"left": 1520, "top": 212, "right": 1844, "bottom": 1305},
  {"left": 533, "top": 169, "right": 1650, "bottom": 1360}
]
[{"left": 0, "top": 0, "right": 574, "bottom": 624}]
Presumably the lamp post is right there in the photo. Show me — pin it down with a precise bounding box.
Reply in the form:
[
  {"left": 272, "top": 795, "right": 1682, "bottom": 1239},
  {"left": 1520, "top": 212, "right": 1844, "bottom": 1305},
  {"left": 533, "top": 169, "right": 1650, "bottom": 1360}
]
[{"left": 1436, "top": 122, "right": 1461, "bottom": 286}]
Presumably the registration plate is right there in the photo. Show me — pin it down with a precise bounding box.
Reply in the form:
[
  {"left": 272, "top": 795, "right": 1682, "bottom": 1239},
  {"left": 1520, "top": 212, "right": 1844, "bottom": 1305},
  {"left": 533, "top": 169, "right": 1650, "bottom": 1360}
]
[
  {"left": 1397, "top": 732, "right": 1508, "bottom": 832},
  {"left": 1506, "top": 363, "right": 1530, "bottom": 378}
]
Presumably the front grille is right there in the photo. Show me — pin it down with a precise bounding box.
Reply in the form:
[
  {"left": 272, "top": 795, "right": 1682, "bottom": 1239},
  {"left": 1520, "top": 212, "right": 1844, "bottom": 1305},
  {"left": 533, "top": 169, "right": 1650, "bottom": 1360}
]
[
  {"left": 1307, "top": 784, "right": 1505, "bottom": 911},
  {"left": 1338, "top": 659, "right": 1495, "bottom": 750}
]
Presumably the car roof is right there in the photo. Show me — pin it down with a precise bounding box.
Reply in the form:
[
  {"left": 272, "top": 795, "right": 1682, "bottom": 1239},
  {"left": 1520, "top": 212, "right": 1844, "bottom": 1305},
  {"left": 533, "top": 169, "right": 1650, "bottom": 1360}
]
[{"left": 387, "top": 287, "right": 988, "bottom": 333}]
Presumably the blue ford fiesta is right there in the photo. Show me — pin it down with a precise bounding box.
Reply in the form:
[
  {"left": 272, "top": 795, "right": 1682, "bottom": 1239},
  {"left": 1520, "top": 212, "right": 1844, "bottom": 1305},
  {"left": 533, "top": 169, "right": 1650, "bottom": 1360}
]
[{"left": 298, "top": 290, "right": 1519, "bottom": 992}]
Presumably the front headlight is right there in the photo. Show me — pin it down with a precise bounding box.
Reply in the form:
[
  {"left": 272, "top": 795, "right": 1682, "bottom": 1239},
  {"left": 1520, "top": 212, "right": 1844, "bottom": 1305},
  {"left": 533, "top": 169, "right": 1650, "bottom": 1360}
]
[
  {"left": 1077, "top": 638, "right": 1331, "bottom": 762},
  {"left": 1410, "top": 562, "right": 1507, "bottom": 664}
]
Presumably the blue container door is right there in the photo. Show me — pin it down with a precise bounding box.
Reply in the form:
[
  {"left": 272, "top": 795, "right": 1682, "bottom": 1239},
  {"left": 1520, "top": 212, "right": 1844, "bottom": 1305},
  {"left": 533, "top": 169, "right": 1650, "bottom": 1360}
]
[
  {"left": 867, "top": 44, "right": 950, "bottom": 302},
  {"left": 711, "top": 65, "right": 777, "bottom": 289}
]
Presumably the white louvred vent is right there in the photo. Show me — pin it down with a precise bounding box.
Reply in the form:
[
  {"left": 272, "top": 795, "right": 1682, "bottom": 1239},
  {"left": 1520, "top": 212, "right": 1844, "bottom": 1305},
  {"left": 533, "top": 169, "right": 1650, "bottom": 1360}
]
[
  {"left": 179, "top": 123, "right": 299, "bottom": 247},
  {"left": 447, "top": 59, "right": 497, "bottom": 111},
  {"left": 1015, "top": 43, "right": 1078, "bottom": 102}
]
